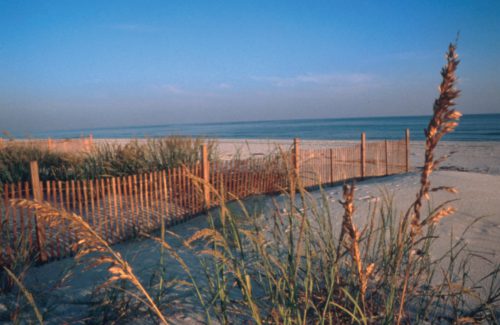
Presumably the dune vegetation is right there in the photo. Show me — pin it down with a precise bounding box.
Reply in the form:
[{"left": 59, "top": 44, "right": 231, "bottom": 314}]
[
  {"left": 0, "top": 137, "right": 217, "bottom": 185},
  {"left": 1, "top": 43, "right": 500, "bottom": 324}
]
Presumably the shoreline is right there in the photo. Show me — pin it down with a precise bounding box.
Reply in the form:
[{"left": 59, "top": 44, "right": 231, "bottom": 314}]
[
  {"left": 5, "top": 137, "right": 500, "bottom": 174},
  {"left": 89, "top": 138, "right": 500, "bottom": 175},
  {"left": 3, "top": 137, "right": 499, "bottom": 322}
]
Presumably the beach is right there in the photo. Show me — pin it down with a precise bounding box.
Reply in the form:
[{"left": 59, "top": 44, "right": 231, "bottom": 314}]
[
  {"left": 217, "top": 138, "right": 500, "bottom": 266},
  {"left": 3, "top": 138, "right": 497, "bottom": 323},
  {"left": 218, "top": 138, "right": 500, "bottom": 268},
  {"left": 3, "top": 1, "right": 499, "bottom": 322}
]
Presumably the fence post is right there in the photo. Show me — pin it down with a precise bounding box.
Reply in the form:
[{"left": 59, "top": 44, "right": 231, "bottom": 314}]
[
  {"left": 47, "top": 138, "right": 53, "bottom": 151},
  {"left": 201, "top": 144, "right": 211, "bottom": 208},
  {"left": 290, "top": 138, "right": 300, "bottom": 212},
  {"left": 385, "top": 139, "right": 389, "bottom": 176},
  {"left": 0, "top": 137, "right": 3, "bottom": 149},
  {"left": 360, "top": 132, "right": 366, "bottom": 179},
  {"left": 405, "top": 129, "right": 410, "bottom": 172},
  {"left": 30, "top": 161, "right": 48, "bottom": 263},
  {"left": 293, "top": 138, "right": 300, "bottom": 177},
  {"left": 330, "top": 148, "right": 334, "bottom": 184}
]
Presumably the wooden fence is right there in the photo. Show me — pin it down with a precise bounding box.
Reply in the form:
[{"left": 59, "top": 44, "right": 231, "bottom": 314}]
[
  {"left": 0, "top": 135, "right": 94, "bottom": 153},
  {"left": 0, "top": 131, "right": 410, "bottom": 264}
]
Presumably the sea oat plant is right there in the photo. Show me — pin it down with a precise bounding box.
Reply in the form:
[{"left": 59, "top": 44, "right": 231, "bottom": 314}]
[
  {"left": 4, "top": 42, "right": 500, "bottom": 324},
  {"left": 12, "top": 200, "right": 170, "bottom": 324},
  {"left": 397, "top": 42, "right": 462, "bottom": 324},
  {"left": 409, "top": 42, "right": 462, "bottom": 238}
]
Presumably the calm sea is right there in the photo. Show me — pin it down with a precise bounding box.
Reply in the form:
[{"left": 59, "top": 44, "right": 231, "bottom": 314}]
[{"left": 29, "top": 113, "right": 500, "bottom": 142}]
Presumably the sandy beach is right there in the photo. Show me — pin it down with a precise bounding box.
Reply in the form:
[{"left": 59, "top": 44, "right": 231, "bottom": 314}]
[
  {"left": 95, "top": 137, "right": 500, "bottom": 176},
  {"left": 2, "top": 138, "right": 496, "bottom": 323},
  {"left": 3, "top": 1, "right": 499, "bottom": 322}
]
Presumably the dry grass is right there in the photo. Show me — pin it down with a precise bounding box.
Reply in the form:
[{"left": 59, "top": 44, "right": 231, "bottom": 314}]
[
  {"left": 337, "top": 183, "right": 375, "bottom": 313},
  {"left": 0, "top": 136, "right": 216, "bottom": 184},
  {"left": 410, "top": 42, "right": 462, "bottom": 239},
  {"left": 397, "top": 42, "right": 462, "bottom": 324},
  {"left": 1, "top": 42, "right": 500, "bottom": 324},
  {"left": 11, "top": 200, "right": 169, "bottom": 324}
]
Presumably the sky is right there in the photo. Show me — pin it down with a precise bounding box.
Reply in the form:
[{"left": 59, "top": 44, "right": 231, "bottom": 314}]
[{"left": 1, "top": 0, "right": 499, "bottom": 134}]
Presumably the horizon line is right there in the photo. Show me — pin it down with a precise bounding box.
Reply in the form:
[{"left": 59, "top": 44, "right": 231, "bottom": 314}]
[{"left": 10, "top": 112, "right": 499, "bottom": 137}]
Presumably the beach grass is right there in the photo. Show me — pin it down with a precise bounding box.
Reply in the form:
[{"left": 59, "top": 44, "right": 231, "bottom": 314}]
[
  {"left": 1, "top": 43, "right": 500, "bottom": 324},
  {"left": 0, "top": 136, "right": 217, "bottom": 184}
]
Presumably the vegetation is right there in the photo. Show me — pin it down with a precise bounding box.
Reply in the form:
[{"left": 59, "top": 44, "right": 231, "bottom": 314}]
[
  {"left": 1, "top": 43, "right": 499, "bottom": 324},
  {"left": 0, "top": 137, "right": 217, "bottom": 184}
]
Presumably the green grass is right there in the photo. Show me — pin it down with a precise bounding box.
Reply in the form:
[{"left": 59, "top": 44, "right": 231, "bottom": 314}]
[
  {"left": 0, "top": 137, "right": 217, "bottom": 184},
  {"left": 2, "top": 41, "right": 499, "bottom": 324}
]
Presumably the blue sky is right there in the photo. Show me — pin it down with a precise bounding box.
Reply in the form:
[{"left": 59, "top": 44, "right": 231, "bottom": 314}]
[{"left": 1, "top": 0, "right": 499, "bottom": 133}]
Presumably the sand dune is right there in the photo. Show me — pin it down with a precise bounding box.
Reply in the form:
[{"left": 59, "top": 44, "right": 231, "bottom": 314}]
[{"left": 3, "top": 139, "right": 499, "bottom": 323}]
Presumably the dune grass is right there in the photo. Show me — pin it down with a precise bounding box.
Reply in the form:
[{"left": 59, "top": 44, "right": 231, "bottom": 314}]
[
  {"left": 1, "top": 43, "right": 500, "bottom": 324},
  {"left": 0, "top": 136, "right": 217, "bottom": 184}
]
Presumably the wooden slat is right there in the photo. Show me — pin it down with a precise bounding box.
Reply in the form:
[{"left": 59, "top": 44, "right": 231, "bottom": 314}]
[
  {"left": 156, "top": 171, "right": 164, "bottom": 223},
  {"left": 106, "top": 178, "right": 114, "bottom": 241},
  {"left": 24, "top": 182, "right": 32, "bottom": 249},
  {"left": 185, "top": 167, "right": 192, "bottom": 215},
  {"left": 180, "top": 167, "right": 187, "bottom": 219},
  {"left": 121, "top": 176, "right": 130, "bottom": 232},
  {"left": 50, "top": 182, "right": 59, "bottom": 259},
  {"left": 133, "top": 175, "right": 140, "bottom": 230},
  {"left": 178, "top": 167, "right": 185, "bottom": 219},
  {"left": 161, "top": 170, "right": 169, "bottom": 224},
  {"left": 10, "top": 183, "right": 17, "bottom": 245},
  {"left": 146, "top": 173, "right": 152, "bottom": 229},
  {"left": 167, "top": 168, "right": 174, "bottom": 224},
  {"left": 89, "top": 180, "right": 96, "bottom": 229},
  {"left": 82, "top": 180, "right": 90, "bottom": 226},
  {"left": 139, "top": 174, "right": 145, "bottom": 230},
  {"left": 144, "top": 173, "right": 151, "bottom": 229},
  {"left": 2, "top": 185, "right": 9, "bottom": 258},
  {"left": 70, "top": 180, "right": 77, "bottom": 213},
  {"left": 75, "top": 180, "right": 83, "bottom": 219},
  {"left": 177, "top": 166, "right": 183, "bottom": 221},
  {"left": 57, "top": 181, "right": 69, "bottom": 256},
  {"left": 148, "top": 172, "right": 154, "bottom": 228},
  {"left": 125, "top": 176, "right": 133, "bottom": 230},
  {"left": 189, "top": 165, "right": 196, "bottom": 214},
  {"left": 99, "top": 178, "right": 108, "bottom": 241},
  {"left": 153, "top": 171, "right": 159, "bottom": 225},
  {"left": 111, "top": 178, "right": 119, "bottom": 241},
  {"left": 117, "top": 177, "right": 124, "bottom": 240},
  {"left": 17, "top": 182, "right": 25, "bottom": 244}
]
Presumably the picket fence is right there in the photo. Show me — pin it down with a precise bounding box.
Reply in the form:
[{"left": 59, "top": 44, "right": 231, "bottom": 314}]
[{"left": 0, "top": 131, "right": 410, "bottom": 264}]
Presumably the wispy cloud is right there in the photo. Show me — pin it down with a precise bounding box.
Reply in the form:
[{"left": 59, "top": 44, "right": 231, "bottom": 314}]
[
  {"left": 253, "top": 73, "right": 374, "bottom": 88},
  {"left": 153, "top": 82, "right": 235, "bottom": 96},
  {"left": 216, "top": 83, "right": 233, "bottom": 89},
  {"left": 160, "top": 84, "right": 184, "bottom": 94},
  {"left": 109, "top": 23, "right": 159, "bottom": 32}
]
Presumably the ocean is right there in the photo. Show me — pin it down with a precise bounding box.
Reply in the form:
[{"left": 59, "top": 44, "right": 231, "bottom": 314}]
[{"left": 27, "top": 113, "right": 500, "bottom": 142}]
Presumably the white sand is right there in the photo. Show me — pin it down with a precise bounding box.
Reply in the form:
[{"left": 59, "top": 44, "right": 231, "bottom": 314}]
[{"left": 2, "top": 139, "right": 500, "bottom": 323}]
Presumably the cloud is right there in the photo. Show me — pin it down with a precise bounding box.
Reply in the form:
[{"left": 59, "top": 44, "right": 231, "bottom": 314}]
[
  {"left": 152, "top": 84, "right": 185, "bottom": 94},
  {"left": 153, "top": 82, "right": 235, "bottom": 96},
  {"left": 109, "top": 23, "right": 159, "bottom": 32},
  {"left": 253, "top": 73, "right": 374, "bottom": 88},
  {"left": 217, "top": 83, "right": 233, "bottom": 89}
]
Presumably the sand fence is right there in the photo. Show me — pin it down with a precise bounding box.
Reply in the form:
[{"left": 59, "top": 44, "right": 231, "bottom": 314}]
[{"left": 1, "top": 130, "right": 410, "bottom": 265}]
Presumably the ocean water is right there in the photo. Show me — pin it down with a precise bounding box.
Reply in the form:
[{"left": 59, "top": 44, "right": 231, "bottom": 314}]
[{"left": 29, "top": 113, "right": 500, "bottom": 142}]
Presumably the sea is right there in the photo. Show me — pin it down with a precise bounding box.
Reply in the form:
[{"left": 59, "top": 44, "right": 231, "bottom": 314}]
[{"left": 25, "top": 113, "right": 500, "bottom": 142}]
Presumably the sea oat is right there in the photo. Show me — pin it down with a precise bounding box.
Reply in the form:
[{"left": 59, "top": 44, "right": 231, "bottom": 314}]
[
  {"left": 410, "top": 42, "right": 461, "bottom": 239},
  {"left": 13, "top": 199, "right": 170, "bottom": 324},
  {"left": 338, "top": 183, "right": 372, "bottom": 311},
  {"left": 398, "top": 41, "right": 462, "bottom": 325}
]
